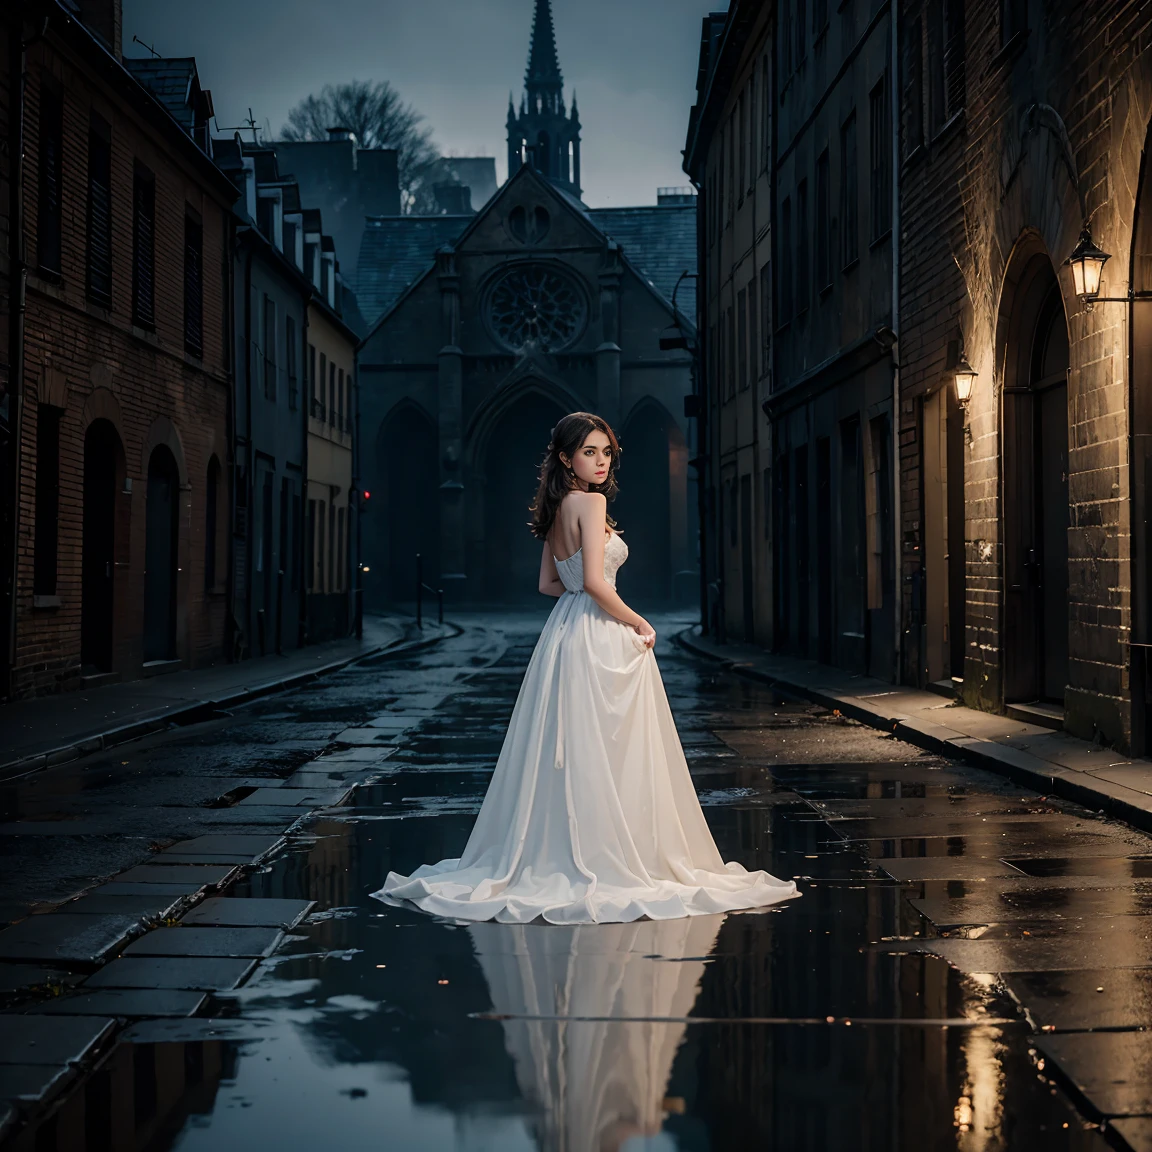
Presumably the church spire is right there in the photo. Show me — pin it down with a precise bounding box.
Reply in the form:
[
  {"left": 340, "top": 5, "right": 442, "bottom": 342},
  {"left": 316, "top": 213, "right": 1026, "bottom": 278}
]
[
  {"left": 525, "top": 0, "right": 562, "bottom": 95},
  {"left": 506, "top": 0, "right": 582, "bottom": 199}
]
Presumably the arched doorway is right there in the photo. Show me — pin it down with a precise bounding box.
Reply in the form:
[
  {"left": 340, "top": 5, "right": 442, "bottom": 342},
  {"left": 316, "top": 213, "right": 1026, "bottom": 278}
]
[
  {"left": 1000, "top": 242, "right": 1070, "bottom": 704},
  {"left": 480, "top": 390, "right": 566, "bottom": 601},
  {"left": 614, "top": 401, "right": 676, "bottom": 604},
  {"left": 143, "top": 445, "right": 180, "bottom": 662},
  {"left": 377, "top": 404, "right": 438, "bottom": 602},
  {"left": 81, "top": 420, "right": 122, "bottom": 672}
]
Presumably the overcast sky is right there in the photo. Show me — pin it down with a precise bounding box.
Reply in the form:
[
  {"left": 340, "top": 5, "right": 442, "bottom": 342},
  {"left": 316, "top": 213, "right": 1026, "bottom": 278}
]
[{"left": 121, "top": 0, "right": 719, "bottom": 207}]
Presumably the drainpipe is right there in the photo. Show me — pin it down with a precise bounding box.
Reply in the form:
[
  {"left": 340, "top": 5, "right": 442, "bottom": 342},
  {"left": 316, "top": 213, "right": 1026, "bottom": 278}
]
[
  {"left": 242, "top": 234, "right": 254, "bottom": 659},
  {"left": 890, "top": 2, "right": 903, "bottom": 684},
  {"left": 2, "top": 18, "right": 28, "bottom": 698},
  {"left": 299, "top": 298, "right": 309, "bottom": 648},
  {"left": 224, "top": 217, "right": 236, "bottom": 661}
]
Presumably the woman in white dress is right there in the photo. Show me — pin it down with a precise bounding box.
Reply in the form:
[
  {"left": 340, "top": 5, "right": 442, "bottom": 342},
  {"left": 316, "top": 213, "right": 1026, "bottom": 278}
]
[{"left": 373, "top": 412, "right": 797, "bottom": 924}]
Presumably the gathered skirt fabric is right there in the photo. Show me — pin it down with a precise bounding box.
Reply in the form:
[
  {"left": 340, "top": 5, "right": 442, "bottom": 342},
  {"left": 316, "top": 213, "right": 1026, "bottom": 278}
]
[{"left": 372, "top": 590, "right": 798, "bottom": 924}]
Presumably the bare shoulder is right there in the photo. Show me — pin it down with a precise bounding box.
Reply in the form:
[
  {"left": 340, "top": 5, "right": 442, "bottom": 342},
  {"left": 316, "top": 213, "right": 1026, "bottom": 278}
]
[{"left": 569, "top": 490, "right": 607, "bottom": 510}]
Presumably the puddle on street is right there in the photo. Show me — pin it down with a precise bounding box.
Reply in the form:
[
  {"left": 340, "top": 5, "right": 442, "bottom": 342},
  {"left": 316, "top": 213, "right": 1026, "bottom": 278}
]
[{"left": 4, "top": 632, "right": 1108, "bottom": 1152}]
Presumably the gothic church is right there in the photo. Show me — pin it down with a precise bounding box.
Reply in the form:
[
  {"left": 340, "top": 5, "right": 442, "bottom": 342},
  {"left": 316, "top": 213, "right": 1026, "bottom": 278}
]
[{"left": 357, "top": 0, "right": 697, "bottom": 605}]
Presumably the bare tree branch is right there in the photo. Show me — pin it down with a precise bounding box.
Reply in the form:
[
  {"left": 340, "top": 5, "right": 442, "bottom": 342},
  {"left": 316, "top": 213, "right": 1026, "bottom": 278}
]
[{"left": 281, "top": 80, "right": 439, "bottom": 213}]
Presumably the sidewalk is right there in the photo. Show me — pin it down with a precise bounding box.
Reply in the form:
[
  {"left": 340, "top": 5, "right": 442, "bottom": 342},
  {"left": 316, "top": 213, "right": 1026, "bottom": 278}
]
[
  {"left": 0, "top": 614, "right": 446, "bottom": 780},
  {"left": 678, "top": 625, "right": 1152, "bottom": 835}
]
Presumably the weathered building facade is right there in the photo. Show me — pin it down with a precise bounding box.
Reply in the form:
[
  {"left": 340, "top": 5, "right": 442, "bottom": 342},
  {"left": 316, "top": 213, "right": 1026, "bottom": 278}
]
[
  {"left": 357, "top": 0, "right": 697, "bottom": 608},
  {"left": 2, "top": 1, "right": 235, "bottom": 697},
  {"left": 900, "top": 0, "right": 1152, "bottom": 752},
  {"left": 306, "top": 291, "right": 358, "bottom": 641},
  {"left": 684, "top": 4, "right": 773, "bottom": 645}
]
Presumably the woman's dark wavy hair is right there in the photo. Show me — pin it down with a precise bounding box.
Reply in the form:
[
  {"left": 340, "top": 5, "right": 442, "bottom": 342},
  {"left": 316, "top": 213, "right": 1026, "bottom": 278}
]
[{"left": 529, "top": 412, "right": 621, "bottom": 540}]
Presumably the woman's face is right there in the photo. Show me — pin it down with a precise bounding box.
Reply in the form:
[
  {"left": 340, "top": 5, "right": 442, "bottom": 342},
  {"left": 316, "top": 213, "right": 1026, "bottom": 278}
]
[{"left": 562, "top": 429, "right": 613, "bottom": 489}]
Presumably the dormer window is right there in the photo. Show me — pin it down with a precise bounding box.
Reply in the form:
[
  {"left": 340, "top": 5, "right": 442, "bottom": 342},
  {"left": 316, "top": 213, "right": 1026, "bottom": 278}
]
[{"left": 256, "top": 189, "right": 283, "bottom": 249}]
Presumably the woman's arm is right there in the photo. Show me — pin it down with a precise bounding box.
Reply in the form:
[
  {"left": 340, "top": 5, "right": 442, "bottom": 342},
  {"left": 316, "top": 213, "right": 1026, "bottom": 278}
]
[
  {"left": 538, "top": 541, "right": 566, "bottom": 598},
  {"left": 574, "top": 493, "right": 655, "bottom": 645}
]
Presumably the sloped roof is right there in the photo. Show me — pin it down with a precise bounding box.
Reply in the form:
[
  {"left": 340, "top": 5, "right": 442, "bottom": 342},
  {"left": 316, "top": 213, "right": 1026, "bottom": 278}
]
[
  {"left": 123, "top": 57, "right": 197, "bottom": 131},
  {"left": 356, "top": 215, "right": 470, "bottom": 327},
  {"left": 589, "top": 206, "right": 697, "bottom": 320}
]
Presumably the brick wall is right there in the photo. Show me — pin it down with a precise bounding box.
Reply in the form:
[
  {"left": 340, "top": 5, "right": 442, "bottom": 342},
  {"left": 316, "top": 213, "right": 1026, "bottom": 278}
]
[
  {"left": 899, "top": 0, "right": 1152, "bottom": 749},
  {"left": 10, "top": 35, "right": 233, "bottom": 696}
]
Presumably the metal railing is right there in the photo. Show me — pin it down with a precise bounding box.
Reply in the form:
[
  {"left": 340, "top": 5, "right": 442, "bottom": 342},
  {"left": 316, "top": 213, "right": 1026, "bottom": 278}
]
[{"left": 415, "top": 553, "right": 443, "bottom": 628}]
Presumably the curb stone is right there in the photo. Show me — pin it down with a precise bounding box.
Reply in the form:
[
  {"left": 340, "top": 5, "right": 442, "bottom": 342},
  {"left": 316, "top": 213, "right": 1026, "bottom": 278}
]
[
  {"left": 674, "top": 626, "right": 1152, "bottom": 840},
  {"left": 0, "top": 621, "right": 462, "bottom": 783}
]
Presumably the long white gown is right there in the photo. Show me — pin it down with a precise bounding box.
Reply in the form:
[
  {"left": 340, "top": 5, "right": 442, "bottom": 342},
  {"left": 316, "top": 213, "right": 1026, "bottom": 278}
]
[{"left": 372, "top": 532, "right": 798, "bottom": 923}]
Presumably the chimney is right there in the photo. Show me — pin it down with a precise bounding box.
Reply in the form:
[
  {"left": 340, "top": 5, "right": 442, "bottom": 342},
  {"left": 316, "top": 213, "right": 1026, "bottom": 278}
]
[
  {"left": 327, "top": 127, "right": 357, "bottom": 144},
  {"left": 433, "top": 183, "right": 474, "bottom": 215},
  {"left": 75, "top": 0, "right": 123, "bottom": 58}
]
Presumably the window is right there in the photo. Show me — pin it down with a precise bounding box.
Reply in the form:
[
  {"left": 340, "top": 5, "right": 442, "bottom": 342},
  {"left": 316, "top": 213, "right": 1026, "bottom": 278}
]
[
  {"left": 726, "top": 307, "right": 736, "bottom": 400},
  {"left": 759, "top": 263, "right": 771, "bottom": 376},
  {"left": 840, "top": 111, "right": 858, "bottom": 269},
  {"left": 307, "top": 499, "right": 317, "bottom": 591},
  {"left": 815, "top": 149, "right": 831, "bottom": 291},
  {"left": 316, "top": 500, "right": 326, "bottom": 593},
  {"left": 869, "top": 73, "right": 892, "bottom": 242},
  {"left": 729, "top": 479, "right": 738, "bottom": 547},
  {"left": 737, "top": 287, "right": 748, "bottom": 391},
  {"left": 336, "top": 508, "right": 345, "bottom": 592},
  {"left": 748, "top": 72, "right": 758, "bottom": 183},
  {"left": 329, "top": 361, "right": 337, "bottom": 426},
  {"left": 131, "top": 165, "right": 155, "bottom": 329},
  {"left": 327, "top": 497, "right": 336, "bottom": 591},
  {"left": 257, "top": 195, "right": 276, "bottom": 244},
  {"left": 34, "top": 405, "right": 61, "bottom": 597},
  {"left": 813, "top": 0, "right": 828, "bottom": 36},
  {"left": 738, "top": 93, "right": 746, "bottom": 198},
  {"left": 316, "top": 352, "right": 327, "bottom": 419},
  {"left": 796, "top": 178, "right": 809, "bottom": 311},
  {"left": 184, "top": 213, "right": 203, "bottom": 356},
  {"left": 291, "top": 491, "right": 302, "bottom": 591},
  {"left": 928, "top": 0, "right": 966, "bottom": 133},
  {"left": 726, "top": 121, "right": 735, "bottom": 220},
  {"left": 86, "top": 114, "right": 112, "bottom": 304},
  {"left": 903, "top": 16, "right": 924, "bottom": 158},
  {"left": 37, "top": 80, "right": 63, "bottom": 276},
  {"left": 1000, "top": 0, "right": 1027, "bottom": 46},
  {"left": 345, "top": 374, "right": 353, "bottom": 435},
  {"left": 263, "top": 295, "right": 276, "bottom": 401},
  {"left": 779, "top": 195, "right": 792, "bottom": 323},
  {"left": 205, "top": 457, "right": 220, "bottom": 590},
  {"left": 762, "top": 57, "right": 772, "bottom": 171},
  {"left": 781, "top": 3, "right": 793, "bottom": 76},
  {"left": 286, "top": 316, "right": 298, "bottom": 410},
  {"left": 748, "top": 277, "right": 759, "bottom": 382},
  {"left": 795, "top": 0, "right": 807, "bottom": 65},
  {"left": 337, "top": 367, "right": 344, "bottom": 430},
  {"left": 308, "top": 343, "right": 317, "bottom": 411}
]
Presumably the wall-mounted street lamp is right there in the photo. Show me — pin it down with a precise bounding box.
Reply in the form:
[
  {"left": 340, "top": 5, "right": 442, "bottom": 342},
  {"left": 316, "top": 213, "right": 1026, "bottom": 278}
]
[
  {"left": 1065, "top": 227, "right": 1112, "bottom": 308},
  {"left": 954, "top": 353, "right": 977, "bottom": 408}
]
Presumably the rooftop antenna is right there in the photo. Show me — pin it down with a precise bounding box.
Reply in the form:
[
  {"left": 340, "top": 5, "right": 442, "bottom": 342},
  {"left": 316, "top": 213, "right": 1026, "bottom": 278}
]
[
  {"left": 214, "top": 109, "right": 262, "bottom": 144},
  {"left": 131, "top": 34, "right": 160, "bottom": 58}
]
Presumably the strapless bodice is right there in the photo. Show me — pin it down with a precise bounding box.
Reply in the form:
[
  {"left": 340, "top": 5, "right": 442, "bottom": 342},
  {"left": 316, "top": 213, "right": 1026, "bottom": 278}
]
[{"left": 554, "top": 532, "right": 628, "bottom": 593}]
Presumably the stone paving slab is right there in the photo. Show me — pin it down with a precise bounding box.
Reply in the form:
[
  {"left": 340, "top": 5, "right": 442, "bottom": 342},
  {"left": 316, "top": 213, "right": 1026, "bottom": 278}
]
[
  {"left": 1005, "top": 969, "right": 1152, "bottom": 1031},
  {"left": 83, "top": 956, "right": 256, "bottom": 991},
  {"left": 880, "top": 932, "right": 1152, "bottom": 973},
  {"left": 878, "top": 857, "right": 1023, "bottom": 881},
  {"left": 0, "top": 1015, "right": 115, "bottom": 1066},
  {"left": 0, "top": 1064, "right": 74, "bottom": 1105},
  {"left": 314, "top": 746, "right": 397, "bottom": 763},
  {"left": 912, "top": 889, "right": 1152, "bottom": 927},
  {"left": 112, "top": 864, "right": 236, "bottom": 886},
  {"left": 1038, "top": 1031, "right": 1152, "bottom": 1117},
  {"left": 122, "top": 927, "right": 283, "bottom": 958},
  {"left": 1111, "top": 1117, "right": 1152, "bottom": 1152},
  {"left": 234, "top": 788, "right": 348, "bottom": 807},
  {"left": 812, "top": 796, "right": 1060, "bottom": 820},
  {"left": 121, "top": 1017, "right": 273, "bottom": 1044},
  {"left": 0, "top": 963, "right": 81, "bottom": 996},
  {"left": 0, "top": 914, "right": 140, "bottom": 965},
  {"left": 95, "top": 881, "right": 208, "bottom": 897},
  {"left": 52, "top": 893, "right": 186, "bottom": 919},
  {"left": 334, "top": 728, "right": 403, "bottom": 745},
  {"left": 161, "top": 834, "right": 285, "bottom": 858},
  {"left": 31, "top": 989, "right": 207, "bottom": 1018},
  {"left": 179, "top": 898, "right": 314, "bottom": 929}
]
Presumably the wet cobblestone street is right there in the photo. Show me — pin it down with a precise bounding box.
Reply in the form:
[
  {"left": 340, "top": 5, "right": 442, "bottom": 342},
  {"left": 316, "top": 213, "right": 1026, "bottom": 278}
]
[{"left": 4, "top": 613, "right": 1143, "bottom": 1150}]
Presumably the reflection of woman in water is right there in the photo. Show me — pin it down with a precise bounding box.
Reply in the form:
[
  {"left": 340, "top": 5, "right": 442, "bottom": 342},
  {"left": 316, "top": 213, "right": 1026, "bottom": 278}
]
[
  {"left": 469, "top": 914, "right": 727, "bottom": 1151},
  {"left": 375, "top": 413, "right": 797, "bottom": 924}
]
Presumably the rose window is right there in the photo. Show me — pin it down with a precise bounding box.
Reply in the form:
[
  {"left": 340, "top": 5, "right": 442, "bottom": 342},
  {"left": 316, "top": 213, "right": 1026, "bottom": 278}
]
[{"left": 486, "top": 265, "right": 587, "bottom": 352}]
